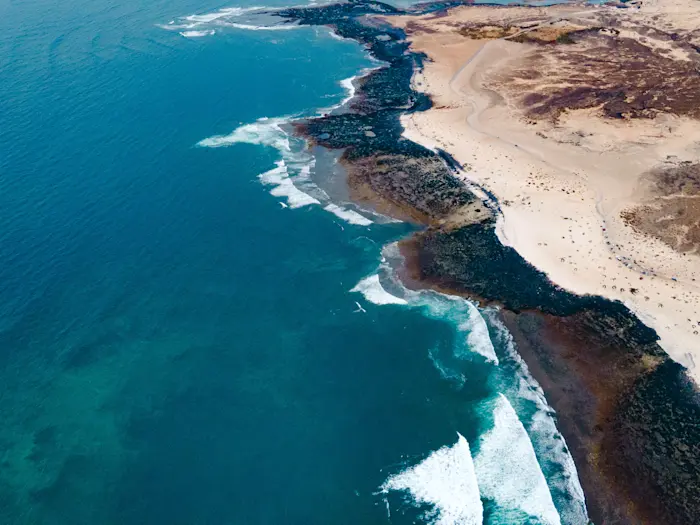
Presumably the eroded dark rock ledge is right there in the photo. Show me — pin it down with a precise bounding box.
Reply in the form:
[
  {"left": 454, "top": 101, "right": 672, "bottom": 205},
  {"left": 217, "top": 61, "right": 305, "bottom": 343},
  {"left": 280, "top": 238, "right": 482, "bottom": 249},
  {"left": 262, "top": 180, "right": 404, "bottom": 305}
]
[
  {"left": 401, "top": 224, "right": 700, "bottom": 524},
  {"left": 276, "top": 2, "right": 700, "bottom": 523}
]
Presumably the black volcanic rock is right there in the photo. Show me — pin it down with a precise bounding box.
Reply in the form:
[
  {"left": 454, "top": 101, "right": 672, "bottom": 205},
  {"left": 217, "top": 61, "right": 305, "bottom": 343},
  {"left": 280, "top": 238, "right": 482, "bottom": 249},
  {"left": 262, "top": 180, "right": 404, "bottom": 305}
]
[{"left": 276, "top": 2, "right": 700, "bottom": 523}]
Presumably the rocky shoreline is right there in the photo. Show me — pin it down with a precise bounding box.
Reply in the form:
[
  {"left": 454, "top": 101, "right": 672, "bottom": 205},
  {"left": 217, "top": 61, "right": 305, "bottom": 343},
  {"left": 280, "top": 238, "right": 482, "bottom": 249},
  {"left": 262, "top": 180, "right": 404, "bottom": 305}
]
[{"left": 277, "top": 2, "right": 700, "bottom": 523}]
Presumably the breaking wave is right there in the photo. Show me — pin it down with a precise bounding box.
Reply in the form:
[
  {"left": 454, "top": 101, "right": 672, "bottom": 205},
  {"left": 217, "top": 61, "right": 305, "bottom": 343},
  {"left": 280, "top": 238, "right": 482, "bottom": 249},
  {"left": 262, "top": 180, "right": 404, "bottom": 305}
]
[
  {"left": 338, "top": 76, "right": 357, "bottom": 109},
  {"left": 198, "top": 118, "right": 323, "bottom": 209},
  {"left": 220, "top": 22, "right": 299, "bottom": 31},
  {"left": 350, "top": 246, "right": 499, "bottom": 369},
  {"left": 314, "top": 66, "right": 382, "bottom": 117},
  {"left": 259, "top": 161, "right": 320, "bottom": 208},
  {"left": 183, "top": 19, "right": 586, "bottom": 522},
  {"left": 179, "top": 29, "right": 216, "bottom": 38},
  {"left": 325, "top": 66, "right": 382, "bottom": 114},
  {"left": 485, "top": 312, "right": 589, "bottom": 524},
  {"left": 159, "top": 6, "right": 300, "bottom": 34},
  {"left": 197, "top": 117, "right": 292, "bottom": 151},
  {"left": 198, "top": 117, "right": 375, "bottom": 224},
  {"left": 474, "top": 394, "right": 562, "bottom": 525},
  {"left": 324, "top": 204, "right": 372, "bottom": 226},
  {"left": 360, "top": 251, "right": 586, "bottom": 523},
  {"left": 380, "top": 433, "right": 483, "bottom": 525},
  {"left": 420, "top": 294, "right": 498, "bottom": 366},
  {"left": 351, "top": 274, "right": 407, "bottom": 305}
]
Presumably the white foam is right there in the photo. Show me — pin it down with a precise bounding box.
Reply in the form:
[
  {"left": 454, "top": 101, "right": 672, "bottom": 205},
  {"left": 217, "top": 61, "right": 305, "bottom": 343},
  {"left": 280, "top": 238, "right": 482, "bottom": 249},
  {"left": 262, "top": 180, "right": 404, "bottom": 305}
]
[
  {"left": 529, "top": 409, "right": 588, "bottom": 521},
  {"left": 179, "top": 29, "right": 215, "bottom": 38},
  {"left": 222, "top": 22, "right": 299, "bottom": 31},
  {"left": 161, "top": 6, "right": 269, "bottom": 30},
  {"left": 484, "top": 312, "right": 589, "bottom": 524},
  {"left": 381, "top": 434, "right": 483, "bottom": 525},
  {"left": 197, "top": 118, "right": 292, "bottom": 151},
  {"left": 259, "top": 161, "right": 319, "bottom": 209},
  {"left": 161, "top": 6, "right": 303, "bottom": 33},
  {"left": 357, "top": 245, "right": 499, "bottom": 367},
  {"left": 326, "top": 29, "right": 352, "bottom": 41},
  {"left": 427, "top": 347, "right": 467, "bottom": 386},
  {"left": 417, "top": 293, "right": 499, "bottom": 366},
  {"left": 313, "top": 66, "right": 384, "bottom": 117},
  {"left": 462, "top": 301, "right": 498, "bottom": 365},
  {"left": 198, "top": 118, "right": 373, "bottom": 219},
  {"left": 350, "top": 274, "right": 407, "bottom": 306},
  {"left": 194, "top": 93, "right": 382, "bottom": 222},
  {"left": 185, "top": 6, "right": 259, "bottom": 24},
  {"left": 474, "top": 394, "right": 561, "bottom": 525},
  {"left": 324, "top": 204, "right": 372, "bottom": 226},
  {"left": 338, "top": 76, "right": 357, "bottom": 107}
]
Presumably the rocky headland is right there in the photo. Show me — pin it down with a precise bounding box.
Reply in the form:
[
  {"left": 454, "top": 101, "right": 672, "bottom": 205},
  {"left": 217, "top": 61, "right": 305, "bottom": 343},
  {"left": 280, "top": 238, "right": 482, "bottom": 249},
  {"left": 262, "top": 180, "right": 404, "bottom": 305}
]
[{"left": 277, "top": 1, "right": 700, "bottom": 523}]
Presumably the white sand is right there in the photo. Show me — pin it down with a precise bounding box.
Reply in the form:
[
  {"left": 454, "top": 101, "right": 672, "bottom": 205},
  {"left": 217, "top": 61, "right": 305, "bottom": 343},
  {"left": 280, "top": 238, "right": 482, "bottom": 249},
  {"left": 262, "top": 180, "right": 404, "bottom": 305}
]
[{"left": 383, "top": 4, "right": 700, "bottom": 379}]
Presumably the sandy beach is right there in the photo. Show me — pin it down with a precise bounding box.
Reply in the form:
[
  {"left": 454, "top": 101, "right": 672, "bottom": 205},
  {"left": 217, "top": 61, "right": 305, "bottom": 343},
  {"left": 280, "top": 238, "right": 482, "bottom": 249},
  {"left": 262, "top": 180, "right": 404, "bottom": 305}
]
[{"left": 382, "top": 1, "right": 700, "bottom": 381}]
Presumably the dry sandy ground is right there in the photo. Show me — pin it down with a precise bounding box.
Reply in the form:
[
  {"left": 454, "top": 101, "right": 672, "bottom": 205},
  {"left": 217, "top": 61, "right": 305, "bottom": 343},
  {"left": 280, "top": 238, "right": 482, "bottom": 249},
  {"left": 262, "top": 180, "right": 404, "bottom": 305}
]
[{"left": 382, "top": 1, "right": 700, "bottom": 380}]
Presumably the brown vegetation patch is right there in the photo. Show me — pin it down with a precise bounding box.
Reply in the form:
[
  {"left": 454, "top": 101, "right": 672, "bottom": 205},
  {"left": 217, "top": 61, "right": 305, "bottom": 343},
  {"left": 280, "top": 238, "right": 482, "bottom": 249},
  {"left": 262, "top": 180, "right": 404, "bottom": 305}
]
[
  {"left": 457, "top": 22, "right": 592, "bottom": 44},
  {"left": 511, "top": 25, "right": 597, "bottom": 45},
  {"left": 621, "top": 163, "right": 700, "bottom": 254},
  {"left": 622, "top": 197, "right": 700, "bottom": 254},
  {"left": 497, "top": 31, "right": 700, "bottom": 120},
  {"left": 646, "top": 161, "right": 700, "bottom": 197},
  {"left": 403, "top": 20, "right": 438, "bottom": 35},
  {"left": 458, "top": 23, "right": 519, "bottom": 39}
]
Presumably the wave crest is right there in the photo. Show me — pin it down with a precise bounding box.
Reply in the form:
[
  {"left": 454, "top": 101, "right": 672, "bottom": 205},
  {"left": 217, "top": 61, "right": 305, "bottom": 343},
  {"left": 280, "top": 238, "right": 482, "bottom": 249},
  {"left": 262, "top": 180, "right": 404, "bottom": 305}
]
[
  {"left": 474, "top": 394, "right": 561, "bottom": 525},
  {"left": 199, "top": 118, "right": 372, "bottom": 224},
  {"left": 484, "top": 312, "right": 589, "bottom": 524},
  {"left": 351, "top": 274, "right": 407, "bottom": 305},
  {"left": 380, "top": 433, "right": 483, "bottom": 525},
  {"left": 179, "top": 29, "right": 216, "bottom": 38},
  {"left": 197, "top": 118, "right": 291, "bottom": 151},
  {"left": 159, "top": 6, "right": 300, "bottom": 34}
]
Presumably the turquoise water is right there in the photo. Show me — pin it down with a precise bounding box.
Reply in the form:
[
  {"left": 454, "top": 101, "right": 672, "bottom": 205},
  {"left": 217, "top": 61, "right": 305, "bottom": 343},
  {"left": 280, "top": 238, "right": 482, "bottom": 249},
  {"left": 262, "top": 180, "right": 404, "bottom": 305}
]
[{"left": 0, "top": 0, "right": 587, "bottom": 523}]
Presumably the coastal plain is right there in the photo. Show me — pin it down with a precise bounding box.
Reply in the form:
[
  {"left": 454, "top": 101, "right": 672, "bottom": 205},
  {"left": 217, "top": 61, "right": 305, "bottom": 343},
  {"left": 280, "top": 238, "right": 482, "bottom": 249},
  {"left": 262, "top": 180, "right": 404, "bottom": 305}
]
[{"left": 381, "top": 0, "right": 700, "bottom": 379}]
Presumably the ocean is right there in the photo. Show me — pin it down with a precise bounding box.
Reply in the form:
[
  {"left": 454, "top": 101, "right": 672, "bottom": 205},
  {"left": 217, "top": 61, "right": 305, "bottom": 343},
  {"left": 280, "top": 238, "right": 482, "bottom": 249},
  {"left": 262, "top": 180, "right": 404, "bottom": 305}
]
[{"left": 0, "top": 0, "right": 588, "bottom": 523}]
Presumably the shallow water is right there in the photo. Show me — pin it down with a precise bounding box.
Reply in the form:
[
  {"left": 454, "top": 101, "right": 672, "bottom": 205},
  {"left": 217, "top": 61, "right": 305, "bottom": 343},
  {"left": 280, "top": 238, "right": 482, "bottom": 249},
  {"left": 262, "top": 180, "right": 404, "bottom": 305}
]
[{"left": 0, "top": 0, "right": 587, "bottom": 523}]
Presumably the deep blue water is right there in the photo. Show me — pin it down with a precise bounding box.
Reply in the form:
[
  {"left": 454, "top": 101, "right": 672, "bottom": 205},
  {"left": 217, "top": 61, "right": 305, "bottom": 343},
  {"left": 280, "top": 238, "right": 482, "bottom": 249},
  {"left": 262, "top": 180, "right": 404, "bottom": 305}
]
[{"left": 0, "top": 0, "right": 588, "bottom": 523}]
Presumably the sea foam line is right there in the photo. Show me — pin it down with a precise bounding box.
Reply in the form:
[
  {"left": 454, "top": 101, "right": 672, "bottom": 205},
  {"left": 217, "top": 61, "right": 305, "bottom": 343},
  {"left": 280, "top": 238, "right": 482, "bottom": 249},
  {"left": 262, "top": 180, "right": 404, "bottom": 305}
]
[
  {"left": 352, "top": 248, "right": 586, "bottom": 520},
  {"left": 324, "top": 203, "right": 373, "bottom": 226},
  {"left": 420, "top": 293, "right": 499, "bottom": 366},
  {"left": 474, "top": 394, "right": 562, "bottom": 525},
  {"left": 351, "top": 274, "right": 407, "bottom": 305},
  {"left": 349, "top": 251, "right": 498, "bottom": 367},
  {"left": 159, "top": 5, "right": 303, "bottom": 33},
  {"left": 197, "top": 117, "right": 292, "bottom": 151},
  {"left": 322, "top": 65, "right": 383, "bottom": 115},
  {"left": 179, "top": 29, "right": 216, "bottom": 38},
  {"left": 160, "top": 6, "right": 267, "bottom": 30},
  {"left": 338, "top": 76, "right": 357, "bottom": 108},
  {"left": 219, "top": 22, "right": 298, "bottom": 31},
  {"left": 259, "top": 161, "right": 320, "bottom": 208},
  {"left": 198, "top": 117, "right": 373, "bottom": 225},
  {"left": 380, "top": 433, "right": 483, "bottom": 525},
  {"left": 484, "top": 311, "right": 589, "bottom": 524},
  {"left": 198, "top": 118, "right": 320, "bottom": 209}
]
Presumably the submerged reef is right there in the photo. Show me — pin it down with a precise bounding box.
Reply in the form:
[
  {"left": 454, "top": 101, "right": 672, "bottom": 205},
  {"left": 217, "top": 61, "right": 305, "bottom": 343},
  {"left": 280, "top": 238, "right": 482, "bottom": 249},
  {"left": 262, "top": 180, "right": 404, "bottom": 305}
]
[{"left": 276, "top": 1, "right": 700, "bottom": 523}]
